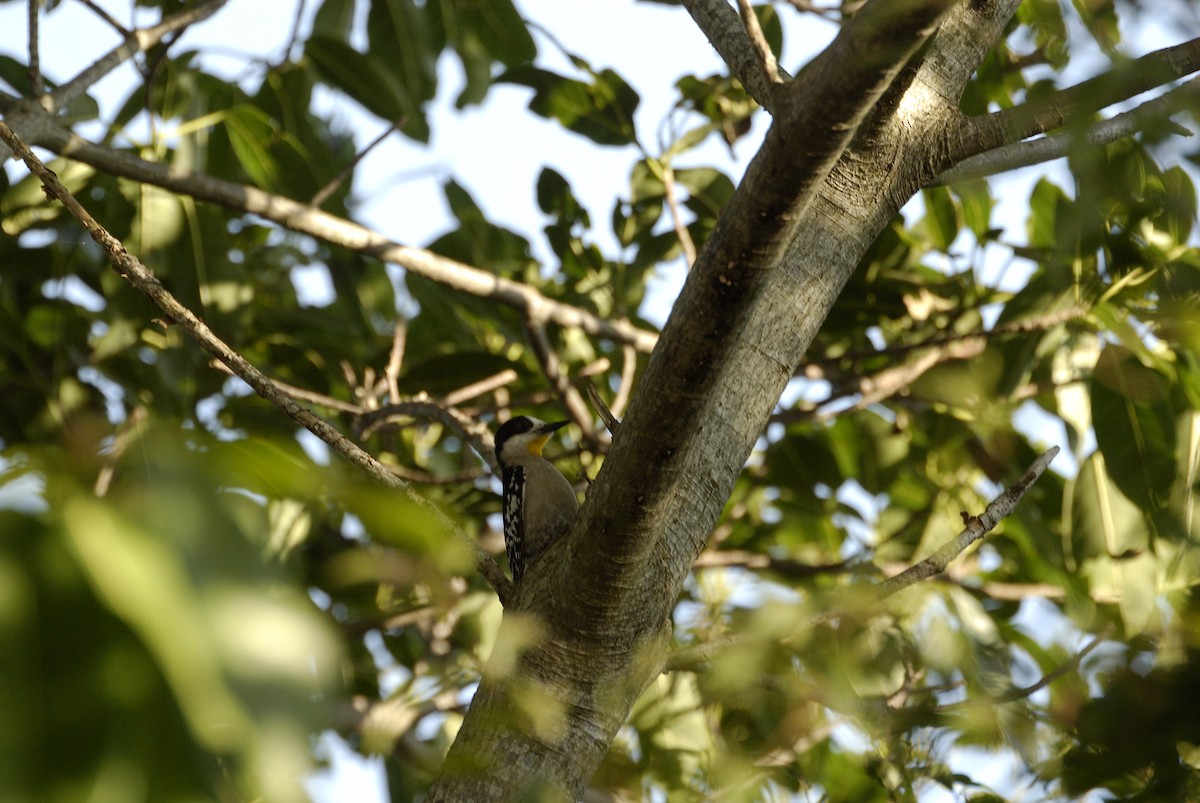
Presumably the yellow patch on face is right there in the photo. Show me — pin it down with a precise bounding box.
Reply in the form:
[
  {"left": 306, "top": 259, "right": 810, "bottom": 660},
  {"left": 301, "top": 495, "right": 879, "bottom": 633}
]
[{"left": 527, "top": 433, "right": 552, "bottom": 457}]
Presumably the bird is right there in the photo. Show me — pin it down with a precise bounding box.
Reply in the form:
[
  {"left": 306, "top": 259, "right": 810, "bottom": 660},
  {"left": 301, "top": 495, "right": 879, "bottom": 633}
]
[{"left": 493, "top": 415, "right": 579, "bottom": 584}]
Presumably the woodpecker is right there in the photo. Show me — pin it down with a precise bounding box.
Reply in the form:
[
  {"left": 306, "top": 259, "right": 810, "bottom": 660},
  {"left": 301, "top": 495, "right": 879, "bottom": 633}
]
[{"left": 494, "top": 415, "right": 579, "bottom": 584}]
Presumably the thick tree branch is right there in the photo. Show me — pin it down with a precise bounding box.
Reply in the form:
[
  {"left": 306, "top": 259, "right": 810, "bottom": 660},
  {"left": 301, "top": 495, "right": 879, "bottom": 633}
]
[
  {"left": 938, "top": 76, "right": 1200, "bottom": 184},
  {"left": 957, "top": 36, "right": 1200, "bottom": 162},
  {"left": 0, "top": 119, "right": 513, "bottom": 606},
  {"left": 431, "top": 3, "right": 964, "bottom": 799},
  {"left": 570, "top": 0, "right": 959, "bottom": 630},
  {"left": 0, "top": 113, "right": 659, "bottom": 353}
]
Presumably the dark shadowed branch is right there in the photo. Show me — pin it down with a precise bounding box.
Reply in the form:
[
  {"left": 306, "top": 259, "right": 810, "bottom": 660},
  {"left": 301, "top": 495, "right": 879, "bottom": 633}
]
[
  {"left": 955, "top": 36, "right": 1200, "bottom": 162},
  {"left": 939, "top": 76, "right": 1200, "bottom": 184}
]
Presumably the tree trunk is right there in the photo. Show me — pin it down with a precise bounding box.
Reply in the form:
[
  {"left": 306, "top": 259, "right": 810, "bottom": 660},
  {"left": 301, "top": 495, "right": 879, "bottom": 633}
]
[{"left": 428, "top": 0, "right": 1022, "bottom": 799}]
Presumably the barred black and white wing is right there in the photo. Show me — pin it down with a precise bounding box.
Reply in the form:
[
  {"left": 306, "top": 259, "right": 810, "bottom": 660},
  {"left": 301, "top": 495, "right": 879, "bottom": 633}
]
[{"left": 502, "top": 465, "right": 527, "bottom": 583}]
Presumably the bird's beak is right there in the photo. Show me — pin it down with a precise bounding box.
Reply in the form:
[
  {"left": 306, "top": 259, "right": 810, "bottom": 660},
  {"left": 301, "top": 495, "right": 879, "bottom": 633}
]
[{"left": 528, "top": 420, "right": 569, "bottom": 457}]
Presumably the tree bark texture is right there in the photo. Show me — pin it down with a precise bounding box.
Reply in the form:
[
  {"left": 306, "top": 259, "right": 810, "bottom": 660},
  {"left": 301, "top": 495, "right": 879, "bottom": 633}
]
[{"left": 427, "top": 0, "right": 1024, "bottom": 800}]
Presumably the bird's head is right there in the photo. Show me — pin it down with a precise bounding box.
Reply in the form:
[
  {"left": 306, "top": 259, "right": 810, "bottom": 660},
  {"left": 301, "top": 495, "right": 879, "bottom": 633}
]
[{"left": 494, "top": 415, "right": 569, "bottom": 465}]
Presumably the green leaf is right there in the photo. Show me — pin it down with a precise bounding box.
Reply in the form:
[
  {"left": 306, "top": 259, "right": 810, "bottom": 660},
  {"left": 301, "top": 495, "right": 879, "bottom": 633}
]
[
  {"left": 128, "top": 183, "right": 185, "bottom": 254},
  {"left": 1027, "top": 178, "right": 1071, "bottom": 252},
  {"left": 1067, "top": 452, "right": 1150, "bottom": 561},
  {"left": 537, "top": 167, "right": 589, "bottom": 227},
  {"left": 426, "top": 180, "right": 536, "bottom": 278},
  {"left": 1158, "top": 166, "right": 1196, "bottom": 243},
  {"left": 312, "top": 0, "right": 357, "bottom": 38},
  {"left": 675, "top": 167, "right": 735, "bottom": 221},
  {"left": 458, "top": 0, "right": 535, "bottom": 68},
  {"left": 663, "top": 122, "right": 718, "bottom": 160},
  {"left": 400, "top": 351, "right": 518, "bottom": 397},
  {"left": 952, "top": 179, "right": 994, "bottom": 239},
  {"left": 1, "top": 159, "right": 95, "bottom": 234},
  {"left": 0, "top": 54, "right": 98, "bottom": 123},
  {"left": 1091, "top": 346, "right": 1177, "bottom": 510},
  {"left": 368, "top": 0, "right": 437, "bottom": 106},
  {"left": 1071, "top": 0, "right": 1120, "bottom": 55},
  {"left": 427, "top": 0, "right": 535, "bottom": 107},
  {"left": 305, "top": 35, "right": 428, "bottom": 140},
  {"left": 922, "top": 186, "right": 961, "bottom": 252},
  {"left": 0, "top": 54, "right": 33, "bottom": 95},
  {"left": 1018, "top": 0, "right": 1069, "bottom": 68},
  {"left": 501, "top": 65, "right": 640, "bottom": 146},
  {"left": 224, "top": 105, "right": 280, "bottom": 190}
]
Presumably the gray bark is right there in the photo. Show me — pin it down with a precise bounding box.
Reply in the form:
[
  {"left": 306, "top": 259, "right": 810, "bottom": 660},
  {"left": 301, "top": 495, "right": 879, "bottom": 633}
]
[{"left": 426, "top": 1, "right": 1022, "bottom": 800}]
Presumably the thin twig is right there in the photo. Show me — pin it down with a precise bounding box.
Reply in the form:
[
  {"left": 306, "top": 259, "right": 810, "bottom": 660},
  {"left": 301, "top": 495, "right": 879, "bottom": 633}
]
[
  {"left": 94, "top": 405, "right": 148, "bottom": 497},
  {"left": 586, "top": 385, "right": 621, "bottom": 436},
  {"left": 0, "top": 119, "right": 513, "bottom": 606},
  {"left": 52, "top": 0, "right": 228, "bottom": 113},
  {"left": 312, "top": 118, "right": 403, "bottom": 207},
  {"left": 780, "top": 337, "right": 986, "bottom": 424},
  {"left": 27, "top": 0, "right": 43, "bottom": 97},
  {"left": 957, "top": 36, "right": 1200, "bottom": 164},
  {"left": 385, "top": 319, "right": 407, "bottom": 403},
  {"left": 737, "top": 0, "right": 782, "bottom": 87},
  {"left": 523, "top": 319, "right": 594, "bottom": 438},
  {"left": 803, "top": 304, "right": 1090, "bottom": 369},
  {"left": 935, "top": 626, "right": 1113, "bottom": 711},
  {"left": 611, "top": 340, "right": 637, "bottom": 420},
  {"left": 782, "top": 0, "right": 843, "bottom": 20},
  {"left": 442, "top": 370, "right": 519, "bottom": 408},
  {"left": 356, "top": 399, "right": 497, "bottom": 473},
  {"left": 386, "top": 463, "right": 488, "bottom": 485},
  {"left": 210, "top": 359, "right": 364, "bottom": 414},
  {"left": 693, "top": 548, "right": 852, "bottom": 579},
  {"left": 866, "top": 446, "right": 1060, "bottom": 604},
  {"left": 667, "top": 446, "right": 1061, "bottom": 671},
  {"left": 77, "top": 0, "right": 131, "bottom": 36},
  {"left": 662, "top": 165, "right": 697, "bottom": 269},
  {"left": 680, "top": 0, "right": 791, "bottom": 112},
  {"left": 775, "top": 303, "right": 1089, "bottom": 422},
  {"left": 284, "top": 0, "right": 308, "bottom": 62}
]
